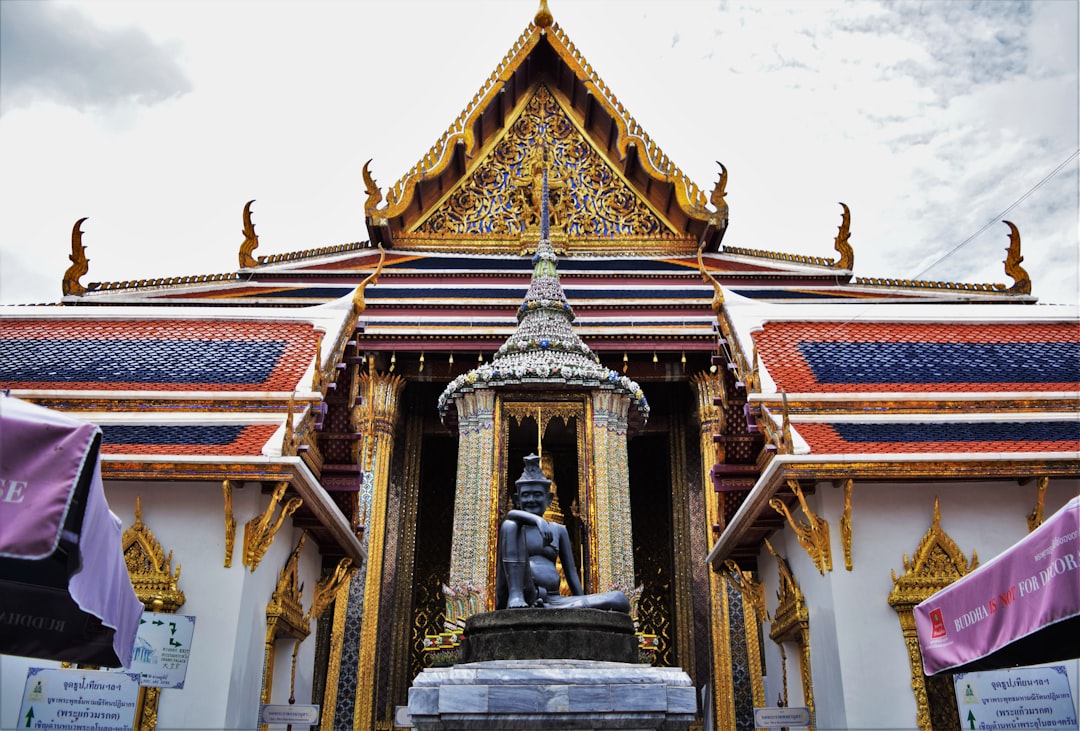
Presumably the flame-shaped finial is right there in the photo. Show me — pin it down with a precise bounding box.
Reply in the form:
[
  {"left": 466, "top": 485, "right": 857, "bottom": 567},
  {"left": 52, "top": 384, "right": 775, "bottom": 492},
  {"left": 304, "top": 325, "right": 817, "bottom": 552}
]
[{"left": 535, "top": 0, "right": 553, "bottom": 28}]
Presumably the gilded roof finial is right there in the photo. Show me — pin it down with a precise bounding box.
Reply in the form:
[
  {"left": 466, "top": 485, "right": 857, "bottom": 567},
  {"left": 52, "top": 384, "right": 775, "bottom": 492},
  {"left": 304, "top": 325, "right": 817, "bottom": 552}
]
[
  {"left": 1002, "top": 220, "right": 1031, "bottom": 295},
  {"left": 832, "top": 202, "right": 853, "bottom": 271},
  {"left": 362, "top": 159, "right": 383, "bottom": 215},
  {"left": 62, "top": 217, "right": 90, "bottom": 297},
  {"left": 239, "top": 200, "right": 259, "bottom": 268},
  {"left": 535, "top": 0, "right": 553, "bottom": 28},
  {"left": 709, "top": 161, "right": 727, "bottom": 210}
]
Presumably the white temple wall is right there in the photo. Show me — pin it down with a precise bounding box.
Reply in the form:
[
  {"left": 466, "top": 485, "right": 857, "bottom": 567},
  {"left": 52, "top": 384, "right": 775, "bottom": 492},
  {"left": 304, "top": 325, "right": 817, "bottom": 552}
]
[
  {"left": 756, "top": 475, "right": 1079, "bottom": 729},
  {"left": 0, "top": 479, "right": 323, "bottom": 731}
]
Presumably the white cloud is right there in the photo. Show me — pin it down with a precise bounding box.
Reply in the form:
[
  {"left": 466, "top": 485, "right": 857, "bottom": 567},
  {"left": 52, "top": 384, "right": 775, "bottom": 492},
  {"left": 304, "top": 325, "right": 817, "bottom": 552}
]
[{"left": 0, "top": 0, "right": 1075, "bottom": 306}]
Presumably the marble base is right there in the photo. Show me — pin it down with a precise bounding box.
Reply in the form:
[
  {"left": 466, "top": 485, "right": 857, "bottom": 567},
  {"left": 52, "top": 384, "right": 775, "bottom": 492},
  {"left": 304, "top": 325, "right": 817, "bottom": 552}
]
[{"left": 402, "top": 659, "right": 697, "bottom": 730}]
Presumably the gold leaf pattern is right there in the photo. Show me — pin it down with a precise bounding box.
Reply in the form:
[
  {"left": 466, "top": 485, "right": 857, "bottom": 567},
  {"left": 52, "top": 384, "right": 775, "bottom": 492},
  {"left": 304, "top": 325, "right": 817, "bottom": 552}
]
[{"left": 418, "top": 86, "right": 673, "bottom": 239}]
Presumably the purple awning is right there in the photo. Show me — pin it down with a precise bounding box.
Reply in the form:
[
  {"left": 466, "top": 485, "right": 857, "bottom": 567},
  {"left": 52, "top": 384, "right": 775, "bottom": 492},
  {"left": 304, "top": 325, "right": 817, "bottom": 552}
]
[
  {"left": 0, "top": 395, "right": 142, "bottom": 668},
  {"left": 915, "top": 495, "right": 1080, "bottom": 676}
]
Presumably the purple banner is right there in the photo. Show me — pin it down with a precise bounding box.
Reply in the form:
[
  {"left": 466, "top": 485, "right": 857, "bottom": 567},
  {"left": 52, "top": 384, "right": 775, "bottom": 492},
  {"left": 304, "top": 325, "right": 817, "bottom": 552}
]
[
  {"left": 0, "top": 395, "right": 98, "bottom": 559},
  {"left": 915, "top": 496, "right": 1080, "bottom": 676}
]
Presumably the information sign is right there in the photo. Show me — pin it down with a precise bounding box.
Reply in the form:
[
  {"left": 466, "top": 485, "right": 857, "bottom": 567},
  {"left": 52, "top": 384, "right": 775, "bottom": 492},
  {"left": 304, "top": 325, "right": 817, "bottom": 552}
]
[
  {"left": 19, "top": 667, "right": 140, "bottom": 731},
  {"left": 126, "top": 611, "right": 196, "bottom": 688},
  {"left": 953, "top": 664, "right": 1077, "bottom": 730},
  {"left": 753, "top": 706, "right": 811, "bottom": 728},
  {"left": 260, "top": 703, "right": 321, "bottom": 725}
]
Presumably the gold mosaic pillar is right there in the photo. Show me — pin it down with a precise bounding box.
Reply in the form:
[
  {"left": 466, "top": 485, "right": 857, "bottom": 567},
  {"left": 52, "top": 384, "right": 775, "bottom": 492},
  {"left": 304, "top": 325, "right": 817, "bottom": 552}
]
[
  {"left": 353, "top": 372, "right": 405, "bottom": 731},
  {"left": 692, "top": 372, "right": 766, "bottom": 728},
  {"left": 589, "top": 390, "right": 635, "bottom": 592},
  {"left": 445, "top": 389, "right": 499, "bottom": 626}
]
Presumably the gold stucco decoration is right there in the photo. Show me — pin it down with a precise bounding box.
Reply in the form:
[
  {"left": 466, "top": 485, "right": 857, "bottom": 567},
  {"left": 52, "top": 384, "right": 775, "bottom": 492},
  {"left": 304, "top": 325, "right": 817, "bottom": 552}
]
[
  {"left": 62, "top": 217, "right": 90, "bottom": 297},
  {"left": 123, "top": 497, "right": 185, "bottom": 613},
  {"left": 243, "top": 481, "right": 303, "bottom": 572},
  {"left": 765, "top": 539, "right": 815, "bottom": 725},
  {"left": 1027, "top": 476, "right": 1049, "bottom": 532},
  {"left": 1002, "top": 220, "right": 1032, "bottom": 295},
  {"left": 832, "top": 202, "right": 854, "bottom": 271},
  {"left": 222, "top": 479, "right": 237, "bottom": 568},
  {"left": 416, "top": 86, "right": 674, "bottom": 239},
  {"left": 721, "top": 560, "right": 767, "bottom": 624},
  {"left": 261, "top": 534, "right": 311, "bottom": 706},
  {"left": 770, "top": 480, "right": 832, "bottom": 575},
  {"left": 889, "top": 498, "right": 978, "bottom": 731},
  {"left": 839, "top": 478, "right": 854, "bottom": 571},
  {"left": 307, "top": 558, "right": 354, "bottom": 622},
  {"left": 122, "top": 498, "right": 185, "bottom": 731},
  {"left": 238, "top": 200, "right": 259, "bottom": 268}
]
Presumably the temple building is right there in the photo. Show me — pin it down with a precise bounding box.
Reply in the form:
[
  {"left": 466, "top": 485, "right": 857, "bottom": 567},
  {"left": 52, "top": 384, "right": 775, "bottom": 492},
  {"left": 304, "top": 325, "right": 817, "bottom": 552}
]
[{"left": 1, "top": 3, "right": 1077, "bottom": 730}]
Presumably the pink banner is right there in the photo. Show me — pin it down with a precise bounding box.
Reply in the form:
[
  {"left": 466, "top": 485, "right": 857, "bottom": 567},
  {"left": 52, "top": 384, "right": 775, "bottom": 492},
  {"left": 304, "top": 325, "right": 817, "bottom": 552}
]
[
  {"left": 0, "top": 395, "right": 141, "bottom": 667},
  {"left": 915, "top": 496, "right": 1080, "bottom": 675},
  {"left": 0, "top": 395, "right": 98, "bottom": 559}
]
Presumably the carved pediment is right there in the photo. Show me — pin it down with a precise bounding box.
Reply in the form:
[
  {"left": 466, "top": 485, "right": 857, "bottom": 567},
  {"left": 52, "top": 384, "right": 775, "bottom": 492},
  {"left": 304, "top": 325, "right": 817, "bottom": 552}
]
[
  {"left": 415, "top": 85, "right": 676, "bottom": 242},
  {"left": 122, "top": 497, "right": 185, "bottom": 612}
]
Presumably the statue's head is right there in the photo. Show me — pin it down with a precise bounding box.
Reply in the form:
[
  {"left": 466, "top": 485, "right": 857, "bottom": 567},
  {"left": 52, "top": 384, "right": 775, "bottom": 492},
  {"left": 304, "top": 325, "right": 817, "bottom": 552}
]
[{"left": 514, "top": 453, "right": 552, "bottom": 516}]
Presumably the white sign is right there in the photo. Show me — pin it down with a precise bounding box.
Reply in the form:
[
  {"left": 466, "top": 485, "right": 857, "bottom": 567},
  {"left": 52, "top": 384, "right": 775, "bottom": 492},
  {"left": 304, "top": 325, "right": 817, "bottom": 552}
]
[
  {"left": 19, "top": 667, "right": 140, "bottom": 731},
  {"left": 127, "top": 611, "right": 196, "bottom": 688},
  {"left": 753, "top": 706, "right": 812, "bottom": 728},
  {"left": 954, "top": 665, "right": 1077, "bottom": 730},
  {"left": 260, "top": 703, "right": 320, "bottom": 725}
]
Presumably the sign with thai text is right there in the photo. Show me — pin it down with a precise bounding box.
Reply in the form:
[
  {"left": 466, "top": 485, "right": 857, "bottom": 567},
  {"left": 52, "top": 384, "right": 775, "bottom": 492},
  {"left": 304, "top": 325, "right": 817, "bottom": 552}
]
[
  {"left": 125, "top": 611, "right": 196, "bottom": 688},
  {"left": 953, "top": 665, "right": 1077, "bottom": 730},
  {"left": 18, "top": 667, "right": 140, "bottom": 731}
]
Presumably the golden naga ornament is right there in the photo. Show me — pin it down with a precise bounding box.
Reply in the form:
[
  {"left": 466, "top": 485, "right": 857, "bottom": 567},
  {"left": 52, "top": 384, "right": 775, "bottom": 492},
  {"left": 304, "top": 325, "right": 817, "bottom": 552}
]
[
  {"left": 1027, "top": 476, "right": 1049, "bottom": 532},
  {"left": 770, "top": 479, "right": 832, "bottom": 575},
  {"left": 243, "top": 481, "right": 303, "bottom": 572},
  {"left": 62, "top": 217, "right": 90, "bottom": 297}
]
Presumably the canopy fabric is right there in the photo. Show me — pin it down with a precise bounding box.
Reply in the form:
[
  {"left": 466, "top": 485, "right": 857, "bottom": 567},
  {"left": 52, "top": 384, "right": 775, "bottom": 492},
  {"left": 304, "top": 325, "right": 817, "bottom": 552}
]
[
  {"left": 915, "top": 495, "right": 1080, "bottom": 676},
  {"left": 0, "top": 395, "right": 142, "bottom": 668}
]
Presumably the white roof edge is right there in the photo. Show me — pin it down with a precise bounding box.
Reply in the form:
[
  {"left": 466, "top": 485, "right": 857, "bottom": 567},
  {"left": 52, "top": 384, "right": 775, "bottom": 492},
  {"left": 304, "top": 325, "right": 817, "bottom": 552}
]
[
  {"left": 6, "top": 390, "right": 323, "bottom": 401},
  {"left": 749, "top": 391, "right": 1080, "bottom": 402},
  {"left": 706, "top": 451, "right": 1080, "bottom": 566}
]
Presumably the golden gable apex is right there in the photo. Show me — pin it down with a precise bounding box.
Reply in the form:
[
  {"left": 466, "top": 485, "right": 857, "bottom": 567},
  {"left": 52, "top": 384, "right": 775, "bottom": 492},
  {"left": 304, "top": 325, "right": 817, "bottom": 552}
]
[{"left": 365, "top": 5, "right": 727, "bottom": 252}]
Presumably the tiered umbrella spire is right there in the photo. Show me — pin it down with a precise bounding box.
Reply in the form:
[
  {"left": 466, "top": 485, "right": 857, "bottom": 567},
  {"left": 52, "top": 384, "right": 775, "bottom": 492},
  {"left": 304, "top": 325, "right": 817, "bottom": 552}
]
[{"left": 438, "top": 153, "right": 649, "bottom": 431}]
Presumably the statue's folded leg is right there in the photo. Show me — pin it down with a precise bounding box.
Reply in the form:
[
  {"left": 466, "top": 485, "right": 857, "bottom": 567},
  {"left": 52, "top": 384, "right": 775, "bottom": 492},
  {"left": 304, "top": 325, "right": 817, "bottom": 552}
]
[
  {"left": 500, "top": 520, "right": 536, "bottom": 608},
  {"left": 546, "top": 591, "right": 630, "bottom": 613}
]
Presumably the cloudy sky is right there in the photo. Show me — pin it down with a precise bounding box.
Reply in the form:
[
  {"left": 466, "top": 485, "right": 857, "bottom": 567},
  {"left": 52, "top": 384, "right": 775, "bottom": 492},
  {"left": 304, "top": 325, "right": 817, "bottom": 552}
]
[{"left": 1, "top": 0, "right": 1076, "bottom": 305}]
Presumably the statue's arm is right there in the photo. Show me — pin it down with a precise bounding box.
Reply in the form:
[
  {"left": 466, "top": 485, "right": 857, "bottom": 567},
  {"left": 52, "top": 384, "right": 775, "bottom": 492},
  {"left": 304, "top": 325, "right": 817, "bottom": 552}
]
[
  {"left": 554, "top": 524, "right": 584, "bottom": 596},
  {"left": 505, "top": 510, "right": 552, "bottom": 544}
]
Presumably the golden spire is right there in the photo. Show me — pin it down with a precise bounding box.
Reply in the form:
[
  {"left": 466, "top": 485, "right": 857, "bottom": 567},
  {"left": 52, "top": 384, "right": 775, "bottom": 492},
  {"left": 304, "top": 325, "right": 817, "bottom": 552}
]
[{"left": 535, "top": 0, "right": 553, "bottom": 28}]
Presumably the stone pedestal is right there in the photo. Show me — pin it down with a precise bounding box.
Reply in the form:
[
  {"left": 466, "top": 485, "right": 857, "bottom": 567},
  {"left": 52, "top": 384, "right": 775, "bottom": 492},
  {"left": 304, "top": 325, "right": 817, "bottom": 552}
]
[
  {"left": 460, "top": 608, "right": 638, "bottom": 664},
  {"left": 404, "top": 659, "right": 696, "bottom": 731},
  {"left": 401, "top": 609, "right": 696, "bottom": 730}
]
